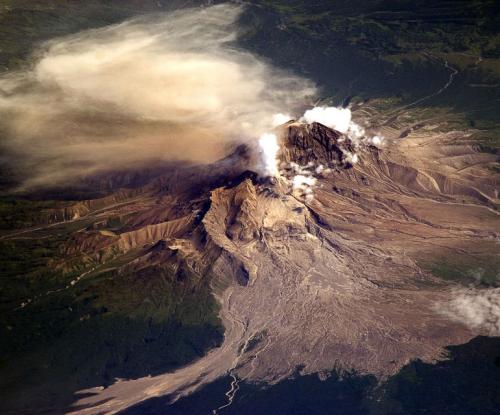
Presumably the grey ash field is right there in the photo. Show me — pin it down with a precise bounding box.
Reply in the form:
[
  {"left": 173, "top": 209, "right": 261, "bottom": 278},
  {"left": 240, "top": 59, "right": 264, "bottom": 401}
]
[{"left": 0, "top": 1, "right": 499, "bottom": 415}]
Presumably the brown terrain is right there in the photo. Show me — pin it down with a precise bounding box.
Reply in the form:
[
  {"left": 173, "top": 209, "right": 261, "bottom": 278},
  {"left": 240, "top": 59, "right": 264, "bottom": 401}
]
[{"left": 4, "top": 106, "right": 498, "bottom": 414}]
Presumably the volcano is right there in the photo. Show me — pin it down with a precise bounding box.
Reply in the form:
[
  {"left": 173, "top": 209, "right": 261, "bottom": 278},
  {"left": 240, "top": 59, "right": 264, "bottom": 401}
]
[
  {"left": 1, "top": 2, "right": 500, "bottom": 414},
  {"left": 5, "top": 119, "right": 494, "bottom": 414}
]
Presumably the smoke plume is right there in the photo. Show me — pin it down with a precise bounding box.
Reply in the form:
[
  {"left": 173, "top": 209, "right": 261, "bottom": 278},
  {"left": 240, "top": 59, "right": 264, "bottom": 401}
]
[{"left": 0, "top": 4, "right": 315, "bottom": 189}]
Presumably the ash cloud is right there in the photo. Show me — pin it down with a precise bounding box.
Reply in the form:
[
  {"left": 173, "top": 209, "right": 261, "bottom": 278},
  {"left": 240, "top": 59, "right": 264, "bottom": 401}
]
[{"left": 0, "top": 4, "right": 315, "bottom": 189}]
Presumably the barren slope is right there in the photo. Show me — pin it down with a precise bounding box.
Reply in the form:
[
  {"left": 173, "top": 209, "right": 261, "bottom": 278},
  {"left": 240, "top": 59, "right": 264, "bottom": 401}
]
[{"left": 57, "top": 118, "right": 500, "bottom": 414}]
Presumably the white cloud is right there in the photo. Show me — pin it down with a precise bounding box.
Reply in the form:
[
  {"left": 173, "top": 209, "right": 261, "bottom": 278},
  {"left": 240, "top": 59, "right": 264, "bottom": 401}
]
[
  {"left": 300, "top": 106, "right": 384, "bottom": 150},
  {"left": 301, "top": 106, "right": 352, "bottom": 134},
  {"left": 439, "top": 287, "right": 500, "bottom": 336}
]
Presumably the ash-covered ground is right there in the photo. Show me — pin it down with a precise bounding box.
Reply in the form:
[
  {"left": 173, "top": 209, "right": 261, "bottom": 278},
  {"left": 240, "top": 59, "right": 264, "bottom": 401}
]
[
  {"left": 48, "top": 116, "right": 498, "bottom": 414},
  {"left": 0, "top": 3, "right": 499, "bottom": 415}
]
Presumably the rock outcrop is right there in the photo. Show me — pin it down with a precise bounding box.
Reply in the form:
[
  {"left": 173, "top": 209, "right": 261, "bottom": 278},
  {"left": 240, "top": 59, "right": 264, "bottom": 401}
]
[
  {"left": 279, "top": 121, "right": 355, "bottom": 167},
  {"left": 26, "top": 117, "right": 497, "bottom": 415}
]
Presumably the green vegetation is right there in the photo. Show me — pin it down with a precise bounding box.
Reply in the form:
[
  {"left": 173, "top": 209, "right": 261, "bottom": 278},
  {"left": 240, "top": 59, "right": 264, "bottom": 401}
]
[
  {"left": 372, "top": 336, "right": 500, "bottom": 415},
  {"left": 254, "top": 0, "right": 500, "bottom": 59},
  {"left": 1, "top": 261, "right": 222, "bottom": 412},
  {"left": 0, "top": 200, "right": 223, "bottom": 414},
  {"left": 0, "top": 198, "right": 63, "bottom": 230},
  {"left": 123, "top": 337, "right": 500, "bottom": 415},
  {"left": 0, "top": 237, "right": 70, "bottom": 303},
  {"left": 417, "top": 242, "right": 500, "bottom": 286},
  {"left": 136, "top": 337, "right": 500, "bottom": 415},
  {"left": 0, "top": 2, "right": 498, "bottom": 413},
  {"left": 240, "top": 0, "right": 500, "bottom": 132},
  {"left": 0, "top": 0, "right": 205, "bottom": 71},
  {"left": 0, "top": 0, "right": 498, "bottom": 144}
]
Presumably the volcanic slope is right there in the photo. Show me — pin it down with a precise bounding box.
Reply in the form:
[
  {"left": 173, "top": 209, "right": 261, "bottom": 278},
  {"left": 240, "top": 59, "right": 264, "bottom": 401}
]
[{"left": 48, "top": 115, "right": 500, "bottom": 414}]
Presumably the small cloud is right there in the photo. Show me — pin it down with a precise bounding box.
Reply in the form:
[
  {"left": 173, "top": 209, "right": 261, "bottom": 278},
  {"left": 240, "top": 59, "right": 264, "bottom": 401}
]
[
  {"left": 438, "top": 287, "right": 500, "bottom": 336},
  {"left": 301, "top": 106, "right": 352, "bottom": 134},
  {"left": 293, "top": 174, "right": 317, "bottom": 189},
  {"left": 300, "top": 106, "right": 385, "bottom": 152}
]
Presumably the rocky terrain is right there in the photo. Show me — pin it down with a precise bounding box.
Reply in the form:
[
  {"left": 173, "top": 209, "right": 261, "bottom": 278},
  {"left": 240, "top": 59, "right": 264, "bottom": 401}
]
[
  {"left": 0, "top": 2, "right": 499, "bottom": 414},
  {"left": 3, "top": 112, "right": 492, "bottom": 414}
]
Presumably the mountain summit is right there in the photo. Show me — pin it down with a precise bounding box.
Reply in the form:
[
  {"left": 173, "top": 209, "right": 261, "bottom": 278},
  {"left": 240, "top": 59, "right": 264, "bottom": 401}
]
[{"left": 10, "top": 120, "right": 491, "bottom": 414}]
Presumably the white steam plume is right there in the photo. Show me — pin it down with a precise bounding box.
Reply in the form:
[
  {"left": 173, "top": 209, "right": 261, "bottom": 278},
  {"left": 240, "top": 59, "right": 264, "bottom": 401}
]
[
  {"left": 293, "top": 174, "right": 317, "bottom": 188},
  {"left": 258, "top": 133, "right": 280, "bottom": 177},
  {"left": 0, "top": 4, "right": 315, "bottom": 189},
  {"left": 271, "top": 113, "right": 292, "bottom": 127}
]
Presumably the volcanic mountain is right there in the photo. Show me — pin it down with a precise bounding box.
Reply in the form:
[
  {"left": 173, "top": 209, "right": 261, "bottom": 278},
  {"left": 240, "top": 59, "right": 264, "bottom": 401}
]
[{"left": 3, "top": 119, "right": 498, "bottom": 414}]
